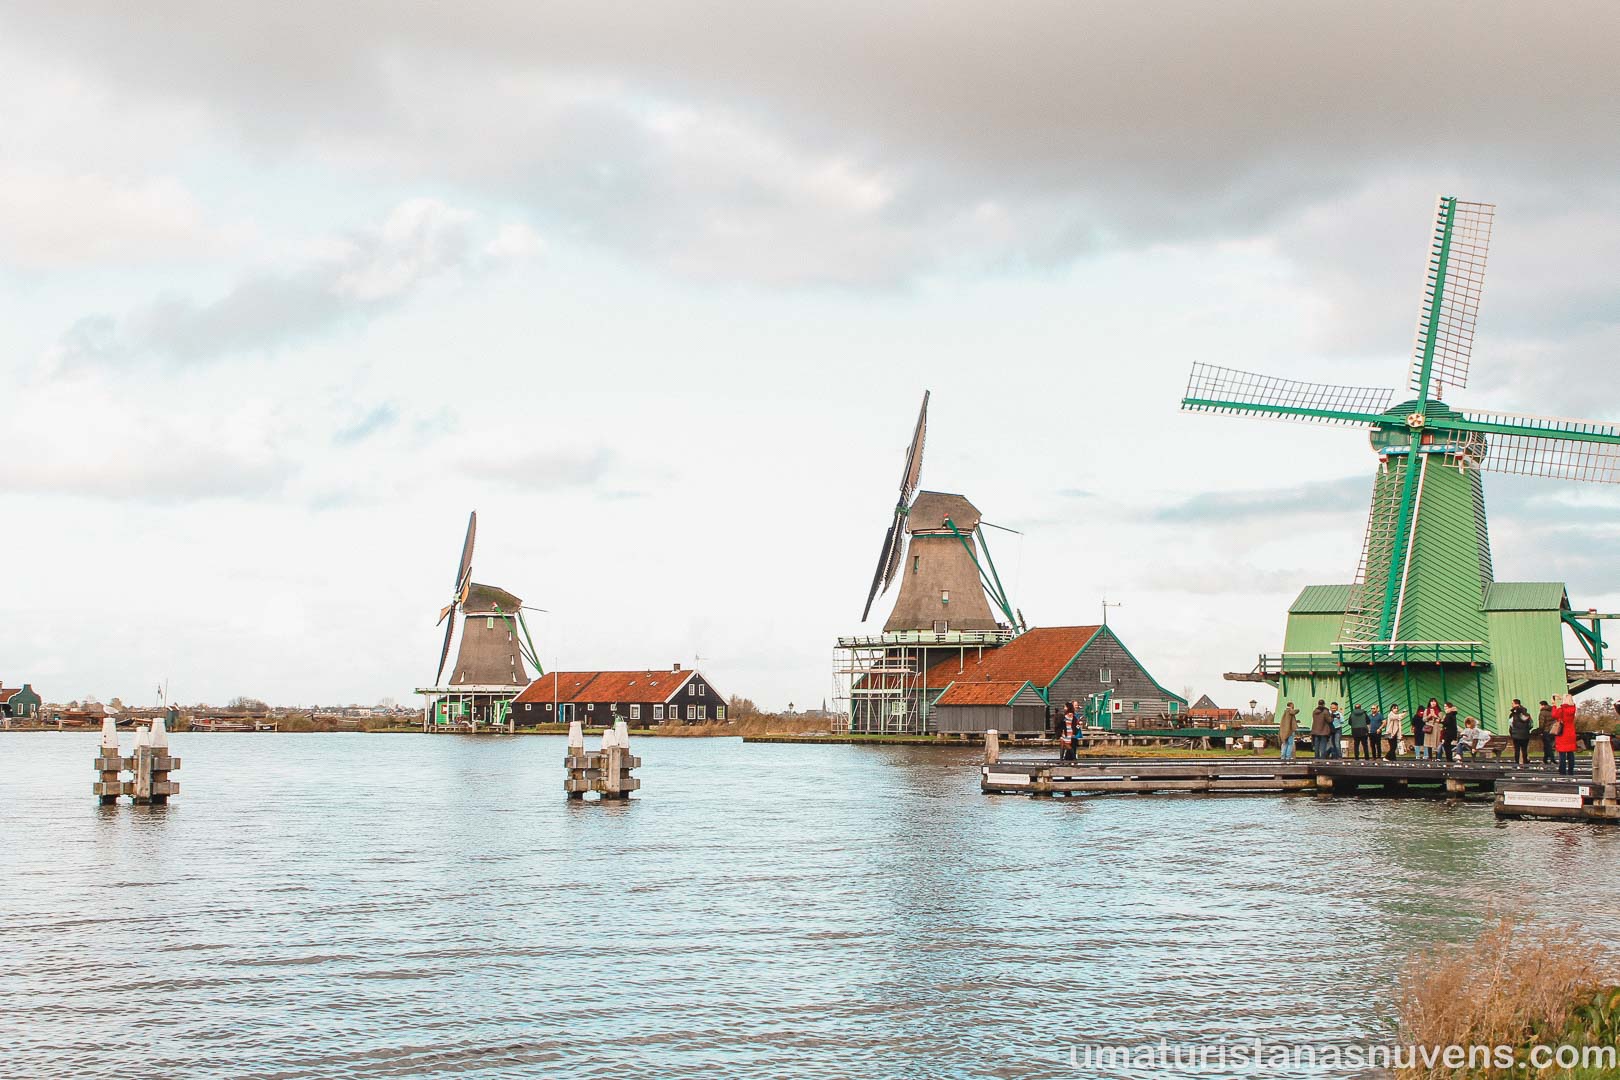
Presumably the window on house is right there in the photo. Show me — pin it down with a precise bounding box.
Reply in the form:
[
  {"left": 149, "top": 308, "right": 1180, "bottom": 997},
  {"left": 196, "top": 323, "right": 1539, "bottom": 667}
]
[
  {"left": 1099, "top": 667, "right": 1111, "bottom": 684},
  {"left": 1132, "top": 701, "right": 1140, "bottom": 713},
  {"left": 654, "top": 704, "right": 664, "bottom": 721},
  {"left": 686, "top": 704, "right": 696, "bottom": 720},
  {"left": 698, "top": 684, "right": 705, "bottom": 696},
  {"left": 486, "top": 617, "right": 494, "bottom": 629},
  {"left": 587, "top": 703, "right": 595, "bottom": 712},
  {"left": 941, "top": 590, "right": 950, "bottom": 604},
  {"left": 546, "top": 703, "right": 553, "bottom": 711},
  {"left": 630, "top": 704, "right": 640, "bottom": 720},
  {"left": 716, "top": 706, "right": 726, "bottom": 721},
  {"left": 697, "top": 704, "right": 707, "bottom": 720},
  {"left": 688, "top": 684, "right": 695, "bottom": 696},
  {"left": 524, "top": 703, "right": 531, "bottom": 711},
  {"left": 913, "top": 556, "right": 919, "bottom": 574}
]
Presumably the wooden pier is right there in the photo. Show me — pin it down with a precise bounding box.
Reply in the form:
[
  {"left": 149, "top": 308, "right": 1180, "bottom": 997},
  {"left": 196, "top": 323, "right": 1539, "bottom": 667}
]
[{"left": 979, "top": 730, "right": 1619, "bottom": 823}]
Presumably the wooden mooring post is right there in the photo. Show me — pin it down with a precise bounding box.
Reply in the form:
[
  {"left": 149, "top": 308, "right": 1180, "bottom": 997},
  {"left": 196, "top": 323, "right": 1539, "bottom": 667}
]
[
  {"left": 93, "top": 716, "right": 181, "bottom": 805},
  {"left": 564, "top": 720, "right": 641, "bottom": 801}
]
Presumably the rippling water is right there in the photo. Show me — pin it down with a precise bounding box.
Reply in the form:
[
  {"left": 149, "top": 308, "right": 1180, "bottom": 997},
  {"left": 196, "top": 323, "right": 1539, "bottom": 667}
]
[{"left": 3, "top": 732, "right": 1617, "bottom": 1078}]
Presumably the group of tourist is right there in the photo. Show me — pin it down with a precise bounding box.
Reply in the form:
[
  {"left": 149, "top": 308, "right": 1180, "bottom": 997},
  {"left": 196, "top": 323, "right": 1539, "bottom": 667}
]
[
  {"left": 1055, "top": 700, "right": 1086, "bottom": 761},
  {"left": 1276, "top": 694, "right": 1582, "bottom": 770}
]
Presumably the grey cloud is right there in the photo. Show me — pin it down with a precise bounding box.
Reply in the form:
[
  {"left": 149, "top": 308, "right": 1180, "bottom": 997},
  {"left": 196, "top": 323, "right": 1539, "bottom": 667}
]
[
  {"left": 332, "top": 404, "right": 400, "bottom": 446},
  {"left": 460, "top": 447, "right": 619, "bottom": 490},
  {"left": 5, "top": 2, "right": 1617, "bottom": 285},
  {"left": 1151, "top": 474, "right": 1370, "bottom": 524},
  {"left": 47, "top": 199, "right": 534, "bottom": 370}
]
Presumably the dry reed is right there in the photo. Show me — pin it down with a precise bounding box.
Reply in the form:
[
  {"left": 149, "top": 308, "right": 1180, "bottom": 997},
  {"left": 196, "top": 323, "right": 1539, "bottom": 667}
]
[{"left": 1396, "top": 915, "right": 1615, "bottom": 1079}]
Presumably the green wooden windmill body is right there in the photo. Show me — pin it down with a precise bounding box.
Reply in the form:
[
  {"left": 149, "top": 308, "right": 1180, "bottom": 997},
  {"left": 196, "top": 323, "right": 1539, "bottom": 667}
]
[{"left": 1184, "top": 197, "right": 1620, "bottom": 731}]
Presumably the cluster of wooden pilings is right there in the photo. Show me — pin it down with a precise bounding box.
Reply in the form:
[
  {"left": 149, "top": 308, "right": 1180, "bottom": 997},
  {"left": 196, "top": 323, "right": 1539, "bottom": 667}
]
[
  {"left": 94, "top": 716, "right": 181, "bottom": 805},
  {"left": 564, "top": 720, "right": 641, "bottom": 800}
]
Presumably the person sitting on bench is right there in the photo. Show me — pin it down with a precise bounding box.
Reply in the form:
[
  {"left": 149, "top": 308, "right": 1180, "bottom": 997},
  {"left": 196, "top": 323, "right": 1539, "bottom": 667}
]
[{"left": 1456, "top": 717, "right": 1492, "bottom": 760}]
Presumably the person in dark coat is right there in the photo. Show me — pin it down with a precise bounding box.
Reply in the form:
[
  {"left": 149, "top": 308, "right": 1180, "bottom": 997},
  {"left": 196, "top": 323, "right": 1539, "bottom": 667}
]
[
  {"left": 1059, "top": 708, "right": 1077, "bottom": 762},
  {"left": 1537, "top": 700, "right": 1556, "bottom": 765},
  {"left": 1507, "top": 699, "right": 1532, "bottom": 767},
  {"left": 1368, "top": 705, "right": 1385, "bottom": 760},
  {"left": 1411, "top": 703, "right": 1429, "bottom": 761},
  {"left": 1441, "top": 703, "right": 1460, "bottom": 762},
  {"left": 1277, "top": 702, "right": 1298, "bottom": 761},
  {"left": 1348, "top": 705, "right": 1371, "bottom": 759},
  {"left": 1310, "top": 700, "right": 1331, "bottom": 759}
]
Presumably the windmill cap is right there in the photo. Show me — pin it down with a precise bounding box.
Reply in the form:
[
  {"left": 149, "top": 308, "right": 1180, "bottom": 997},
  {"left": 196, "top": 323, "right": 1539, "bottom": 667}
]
[{"left": 906, "top": 491, "right": 982, "bottom": 533}]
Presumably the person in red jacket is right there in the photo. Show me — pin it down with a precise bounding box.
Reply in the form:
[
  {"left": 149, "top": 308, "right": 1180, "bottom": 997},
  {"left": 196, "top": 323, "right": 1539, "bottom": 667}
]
[{"left": 1554, "top": 695, "right": 1580, "bottom": 776}]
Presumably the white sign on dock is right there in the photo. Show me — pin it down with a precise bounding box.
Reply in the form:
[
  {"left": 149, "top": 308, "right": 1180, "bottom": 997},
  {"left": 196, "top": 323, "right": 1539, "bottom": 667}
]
[
  {"left": 1503, "top": 790, "right": 1583, "bottom": 810},
  {"left": 984, "top": 772, "right": 1032, "bottom": 786}
]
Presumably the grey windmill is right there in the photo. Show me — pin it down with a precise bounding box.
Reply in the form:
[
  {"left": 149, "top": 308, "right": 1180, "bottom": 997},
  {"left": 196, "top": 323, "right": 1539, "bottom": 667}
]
[
  {"left": 860, "top": 392, "right": 1022, "bottom": 634},
  {"left": 433, "top": 511, "right": 545, "bottom": 689}
]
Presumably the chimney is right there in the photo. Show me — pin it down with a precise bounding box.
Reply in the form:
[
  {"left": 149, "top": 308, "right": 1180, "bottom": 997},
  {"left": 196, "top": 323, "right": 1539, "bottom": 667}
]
[{"left": 672, "top": 662, "right": 682, "bottom": 672}]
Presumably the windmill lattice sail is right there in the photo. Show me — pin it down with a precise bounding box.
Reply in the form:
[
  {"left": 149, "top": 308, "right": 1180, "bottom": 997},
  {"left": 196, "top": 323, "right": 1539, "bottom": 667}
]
[
  {"left": 1461, "top": 410, "right": 1620, "bottom": 484},
  {"left": 1183, "top": 363, "right": 1395, "bottom": 424},
  {"left": 1410, "top": 198, "right": 1493, "bottom": 396}
]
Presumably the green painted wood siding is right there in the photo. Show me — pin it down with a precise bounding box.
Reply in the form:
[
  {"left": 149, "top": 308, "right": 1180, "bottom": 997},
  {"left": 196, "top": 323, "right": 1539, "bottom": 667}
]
[{"left": 1485, "top": 610, "right": 1568, "bottom": 724}]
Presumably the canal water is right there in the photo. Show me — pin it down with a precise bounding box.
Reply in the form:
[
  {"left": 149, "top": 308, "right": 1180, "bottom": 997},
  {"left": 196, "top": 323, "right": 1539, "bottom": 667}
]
[{"left": 3, "top": 733, "right": 1616, "bottom": 1078}]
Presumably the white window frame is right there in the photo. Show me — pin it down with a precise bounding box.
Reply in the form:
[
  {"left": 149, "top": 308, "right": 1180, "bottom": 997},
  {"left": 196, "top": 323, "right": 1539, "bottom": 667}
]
[
  {"left": 630, "top": 704, "right": 640, "bottom": 720},
  {"left": 653, "top": 704, "right": 664, "bottom": 721},
  {"left": 696, "top": 704, "right": 707, "bottom": 720},
  {"left": 716, "top": 706, "right": 726, "bottom": 721},
  {"left": 698, "top": 683, "right": 705, "bottom": 697},
  {"left": 686, "top": 704, "right": 696, "bottom": 720}
]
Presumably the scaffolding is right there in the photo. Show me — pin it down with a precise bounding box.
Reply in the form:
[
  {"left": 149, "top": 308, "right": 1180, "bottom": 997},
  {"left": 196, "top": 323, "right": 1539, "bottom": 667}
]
[{"left": 831, "top": 629, "right": 1014, "bottom": 734}]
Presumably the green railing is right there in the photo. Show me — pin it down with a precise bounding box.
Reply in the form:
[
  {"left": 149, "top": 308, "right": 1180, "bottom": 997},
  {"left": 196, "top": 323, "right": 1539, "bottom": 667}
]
[{"left": 1257, "top": 641, "right": 1490, "bottom": 675}]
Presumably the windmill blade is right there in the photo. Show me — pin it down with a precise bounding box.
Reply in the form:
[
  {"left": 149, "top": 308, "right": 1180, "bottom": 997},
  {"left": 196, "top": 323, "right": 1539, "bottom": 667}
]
[
  {"left": 435, "top": 608, "right": 457, "bottom": 685},
  {"left": 437, "top": 602, "right": 455, "bottom": 626},
  {"left": 454, "top": 510, "right": 477, "bottom": 592},
  {"left": 899, "top": 390, "right": 929, "bottom": 499},
  {"left": 1441, "top": 409, "right": 1620, "bottom": 483},
  {"left": 1182, "top": 363, "right": 1396, "bottom": 426},
  {"left": 1410, "top": 197, "right": 1493, "bottom": 397},
  {"left": 861, "top": 517, "right": 903, "bottom": 622}
]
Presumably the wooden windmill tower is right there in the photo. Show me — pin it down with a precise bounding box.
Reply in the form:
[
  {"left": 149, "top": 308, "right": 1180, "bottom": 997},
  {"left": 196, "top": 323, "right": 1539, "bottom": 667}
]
[
  {"left": 418, "top": 511, "right": 545, "bottom": 730},
  {"left": 1185, "top": 197, "right": 1620, "bottom": 728},
  {"left": 840, "top": 392, "right": 1023, "bottom": 733}
]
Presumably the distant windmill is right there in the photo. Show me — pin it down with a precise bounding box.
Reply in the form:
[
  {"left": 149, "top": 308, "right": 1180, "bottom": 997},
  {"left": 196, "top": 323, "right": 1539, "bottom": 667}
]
[
  {"left": 433, "top": 511, "right": 544, "bottom": 688},
  {"left": 1183, "top": 196, "right": 1620, "bottom": 724},
  {"left": 859, "top": 391, "right": 1021, "bottom": 633}
]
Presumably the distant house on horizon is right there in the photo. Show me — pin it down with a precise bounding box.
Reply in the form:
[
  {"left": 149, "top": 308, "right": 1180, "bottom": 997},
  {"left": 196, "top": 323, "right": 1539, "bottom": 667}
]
[
  {"left": 512, "top": 664, "right": 726, "bottom": 726},
  {"left": 0, "top": 683, "right": 42, "bottom": 721}
]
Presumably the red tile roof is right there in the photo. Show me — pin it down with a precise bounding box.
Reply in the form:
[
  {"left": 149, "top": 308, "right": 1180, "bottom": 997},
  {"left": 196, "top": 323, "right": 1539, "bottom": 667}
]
[
  {"left": 514, "top": 670, "right": 695, "bottom": 705},
  {"left": 934, "top": 680, "right": 1036, "bottom": 706},
  {"left": 925, "top": 625, "right": 1102, "bottom": 689},
  {"left": 0, "top": 688, "right": 16, "bottom": 704}
]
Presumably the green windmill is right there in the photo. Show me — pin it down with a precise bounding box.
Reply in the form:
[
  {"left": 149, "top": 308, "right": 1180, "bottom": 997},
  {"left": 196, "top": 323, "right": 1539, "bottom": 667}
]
[{"left": 1183, "top": 197, "right": 1620, "bottom": 730}]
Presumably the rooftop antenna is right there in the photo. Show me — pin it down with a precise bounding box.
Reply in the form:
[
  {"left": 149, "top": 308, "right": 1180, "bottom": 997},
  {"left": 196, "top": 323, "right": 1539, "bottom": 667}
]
[{"left": 1102, "top": 597, "right": 1122, "bottom": 626}]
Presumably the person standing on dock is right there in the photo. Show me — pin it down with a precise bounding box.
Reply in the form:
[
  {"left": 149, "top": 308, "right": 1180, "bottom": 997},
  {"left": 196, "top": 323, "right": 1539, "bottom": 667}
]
[
  {"left": 1311, "top": 700, "right": 1331, "bottom": 759},
  {"left": 1059, "top": 707, "right": 1077, "bottom": 762},
  {"left": 1554, "top": 695, "right": 1579, "bottom": 776},
  {"left": 1507, "top": 699, "right": 1532, "bottom": 767},
  {"left": 1420, "top": 699, "right": 1442, "bottom": 762},
  {"left": 1537, "top": 700, "right": 1556, "bottom": 765},
  {"left": 1381, "top": 706, "right": 1404, "bottom": 761},
  {"left": 1441, "top": 703, "right": 1460, "bottom": 762},
  {"left": 1368, "top": 704, "right": 1384, "bottom": 759},
  {"left": 1329, "top": 702, "right": 1345, "bottom": 758},
  {"left": 1278, "top": 701, "right": 1298, "bottom": 761},
  {"left": 1411, "top": 704, "right": 1427, "bottom": 760},
  {"left": 1348, "top": 704, "right": 1371, "bottom": 759}
]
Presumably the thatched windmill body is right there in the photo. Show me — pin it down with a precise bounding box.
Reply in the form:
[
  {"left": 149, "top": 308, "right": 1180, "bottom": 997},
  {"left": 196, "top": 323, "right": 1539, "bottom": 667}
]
[
  {"left": 839, "top": 392, "right": 1023, "bottom": 733},
  {"left": 419, "top": 511, "right": 545, "bottom": 730}
]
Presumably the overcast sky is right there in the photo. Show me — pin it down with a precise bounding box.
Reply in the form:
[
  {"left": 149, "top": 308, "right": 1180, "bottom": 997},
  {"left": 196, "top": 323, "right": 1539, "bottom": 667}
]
[{"left": 4, "top": 2, "right": 1618, "bottom": 709}]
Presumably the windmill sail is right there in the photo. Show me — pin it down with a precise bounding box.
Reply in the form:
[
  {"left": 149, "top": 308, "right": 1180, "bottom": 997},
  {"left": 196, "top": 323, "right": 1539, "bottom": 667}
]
[
  {"left": 1182, "top": 363, "right": 1395, "bottom": 425},
  {"left": 1458, "top": 409, "right": 1620, "bottom": 483},
  {"left": 902, "top": 391, "right": 929, "bottom": 499},
  {"left": 1410, "top": 198, "right": 1493, "bottom": 397},
  {"left": 861, "top": 520, "right": 902, "bottom": 622}
]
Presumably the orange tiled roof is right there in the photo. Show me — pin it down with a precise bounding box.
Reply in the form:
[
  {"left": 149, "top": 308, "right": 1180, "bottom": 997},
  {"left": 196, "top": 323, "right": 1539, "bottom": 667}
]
[
  {"left": 934, "top": 680, "right": 1036, "bottom": 706},
  {"left": 515, "top": 670, "right": 695, "bottom": 705},
  {"left": 925, "top": 625, "right": 1102, "bottom": 689}
]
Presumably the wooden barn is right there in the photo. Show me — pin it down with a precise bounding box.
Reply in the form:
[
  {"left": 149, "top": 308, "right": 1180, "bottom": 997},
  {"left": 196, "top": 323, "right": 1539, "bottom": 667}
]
[
  {"left": 512, "top": 665, "right": 726, "bottom": 727},
  {"left": 930, "top": 680, "right": 1047, "bottom": 734},
  {"left": 0, "top": 683, "right": 42, "bottom": 721},
  {"left": 924, "top": 624, "right": 1186, "bottom": 731}
]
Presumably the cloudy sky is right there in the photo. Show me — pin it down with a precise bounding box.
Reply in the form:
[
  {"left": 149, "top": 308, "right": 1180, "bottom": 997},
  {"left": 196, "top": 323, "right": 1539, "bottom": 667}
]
[{"left": 4, "top": 1, "right": 1618, "bottom": 709}]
